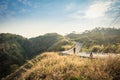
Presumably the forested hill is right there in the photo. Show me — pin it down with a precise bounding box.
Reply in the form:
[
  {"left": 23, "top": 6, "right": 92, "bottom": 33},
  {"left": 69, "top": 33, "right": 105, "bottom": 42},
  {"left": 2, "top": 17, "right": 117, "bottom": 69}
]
[
  {"left": 66, "top": 27, "right": 120, "bottom": 53},
  {"left": 31, "top": 33, "right": 63, "bottom": 53},
  {"left": 0, "top": 33, "right": 30, "bottom": 78},
  {"left": 0, "top": 33, "right": 73, "bottom": 79},
  {"left": 29, "top": 33, "right": 74, "bottom": 54}
]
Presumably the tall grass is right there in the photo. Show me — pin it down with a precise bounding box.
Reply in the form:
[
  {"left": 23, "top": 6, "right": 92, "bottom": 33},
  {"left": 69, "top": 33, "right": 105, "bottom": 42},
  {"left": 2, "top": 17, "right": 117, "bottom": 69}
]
[{"left": 4, "top": 52, "right": 120, "bottom": 80}]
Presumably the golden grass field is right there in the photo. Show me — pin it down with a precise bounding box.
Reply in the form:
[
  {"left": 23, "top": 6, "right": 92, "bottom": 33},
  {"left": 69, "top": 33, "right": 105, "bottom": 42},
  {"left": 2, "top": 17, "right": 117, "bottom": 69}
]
[{"left": 4, "top": 52, "right": 120, "bottom": 80}]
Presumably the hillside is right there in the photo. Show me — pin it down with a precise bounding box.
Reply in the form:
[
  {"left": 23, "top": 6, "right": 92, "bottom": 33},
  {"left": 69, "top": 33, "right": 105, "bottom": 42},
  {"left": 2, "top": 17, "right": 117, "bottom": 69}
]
[
  {"left": 0, "top": 33, "right": 73, "bottom": 79},
  {"left": 0, "top": 33, "right": 31, "bottom": 78},
  {"left": 30, "top": 33, "right": 74, "bottom": 53},
  {"left": 66, "top": 27, "right": 120, "bottom": 53},
  {"left": 3, "top": 52, "right": 120, "bottom": 80}
]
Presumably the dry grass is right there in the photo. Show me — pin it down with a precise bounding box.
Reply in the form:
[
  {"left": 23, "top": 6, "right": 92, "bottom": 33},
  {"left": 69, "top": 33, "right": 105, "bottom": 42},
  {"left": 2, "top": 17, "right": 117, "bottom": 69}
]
[
  {"left": 62, "top": 45, "right": 73, "bottom": 50},
  {"left": 4, "top": 52, "right": 120, "bottom": 80}
]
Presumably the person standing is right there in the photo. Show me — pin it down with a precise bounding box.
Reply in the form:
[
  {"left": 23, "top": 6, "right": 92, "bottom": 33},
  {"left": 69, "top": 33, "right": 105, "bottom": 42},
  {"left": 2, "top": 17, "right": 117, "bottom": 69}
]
[
  {"left": 90, "top": 52, "right": 93, "bottom": 59},
  {"left": 73, "top": 47, "right": 76, "bottom": 54}
]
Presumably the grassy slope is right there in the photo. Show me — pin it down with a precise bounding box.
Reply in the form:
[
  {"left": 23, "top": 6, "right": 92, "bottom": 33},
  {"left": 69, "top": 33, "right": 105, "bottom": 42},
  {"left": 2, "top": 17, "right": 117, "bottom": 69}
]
[{"left": 4, "top": 52, "right": 120, "bottom": 80}]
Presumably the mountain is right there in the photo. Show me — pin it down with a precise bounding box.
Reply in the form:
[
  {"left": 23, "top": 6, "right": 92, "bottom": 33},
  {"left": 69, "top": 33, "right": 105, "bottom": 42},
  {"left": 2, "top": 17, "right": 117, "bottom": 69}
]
[
  {"left": 0, "top": 33, "right": 73, "bottom": 79},
  {"left": 66, "top": 27, "right": 120, "bottom": 53}
]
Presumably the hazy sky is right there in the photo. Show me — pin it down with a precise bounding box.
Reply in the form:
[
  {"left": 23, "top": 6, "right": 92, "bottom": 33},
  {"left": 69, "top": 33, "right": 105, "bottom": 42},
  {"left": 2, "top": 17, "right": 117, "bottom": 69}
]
[{"left": 0, "top": 0, "right": 120, "bottom": 38}]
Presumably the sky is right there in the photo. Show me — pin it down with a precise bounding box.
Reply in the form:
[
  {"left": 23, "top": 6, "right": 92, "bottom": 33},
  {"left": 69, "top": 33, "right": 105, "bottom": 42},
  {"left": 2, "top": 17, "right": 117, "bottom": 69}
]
[{"left": 0, "top": 0, "right": 120, "bottom": 38}]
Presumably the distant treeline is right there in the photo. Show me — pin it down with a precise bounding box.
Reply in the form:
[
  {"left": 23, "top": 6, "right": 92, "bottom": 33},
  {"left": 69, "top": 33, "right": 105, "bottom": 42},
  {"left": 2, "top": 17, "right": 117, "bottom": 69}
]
[{"left": 66, "top": 27, "right": 120, "bottom": 53}]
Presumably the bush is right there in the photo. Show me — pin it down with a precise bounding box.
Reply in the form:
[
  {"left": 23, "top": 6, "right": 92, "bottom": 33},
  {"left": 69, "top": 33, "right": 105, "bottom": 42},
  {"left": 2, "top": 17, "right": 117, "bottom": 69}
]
[{"left": 91, "top": 45, "right": 103, "bottom": 52}]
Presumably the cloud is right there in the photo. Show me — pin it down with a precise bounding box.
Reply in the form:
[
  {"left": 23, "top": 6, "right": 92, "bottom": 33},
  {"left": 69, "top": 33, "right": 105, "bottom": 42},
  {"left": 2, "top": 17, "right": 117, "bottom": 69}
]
[
  {"left": 18, "top": 0, "right": 31, "bottom": 6},
  {"left": 65, "top": 3, "right": 76, "bottom": 11},
  {"left": 0, "top": 4, "right": 7, "bottom": 12},
  {"left": 85, "top": 1, "right": 112, "bottom": 18},
  {"left": 108, "top": 0, "right": 120, "bottom": 15},
  {"left": 66, "top": 0, "right": 119, "bottom": 29},
  {"left": 0, "top": 0, "right": 18, "bottom": 20},
  {"left": 68, "top": 11, "right": 85, "bottom": 19},
  {"left": 0, "top": 0, "right": 8, "bottom": 12},
  {"left": 67, "top": 1, "right": 113, "bottom": 19}
]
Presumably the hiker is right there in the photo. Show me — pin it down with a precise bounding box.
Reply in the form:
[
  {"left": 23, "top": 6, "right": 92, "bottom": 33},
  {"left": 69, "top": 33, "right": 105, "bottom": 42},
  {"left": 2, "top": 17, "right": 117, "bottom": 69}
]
[
  {"left": 73, "top": 47, "right": 76, "bottom": 54},
  {"left": 90, "top": 52, "right": 93, "bottom": 59}
]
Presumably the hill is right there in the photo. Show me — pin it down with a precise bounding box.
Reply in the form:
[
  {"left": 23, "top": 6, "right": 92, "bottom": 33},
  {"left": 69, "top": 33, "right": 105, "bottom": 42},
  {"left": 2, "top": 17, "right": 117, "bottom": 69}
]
[
  {"left": 30, "top": 33, "right": 74, "bottom": 54},
  {"left": 3, "top": 52, "right": 120, "bottom": 80},
  {"left": 0, "top": 33, "right": 73, "bottom": 79},
  {"left": 66, "top": 27, "right": 120, "bottom": 53},
  {"left": 0, "top": 33, "right": 31, "bottom": 78}
]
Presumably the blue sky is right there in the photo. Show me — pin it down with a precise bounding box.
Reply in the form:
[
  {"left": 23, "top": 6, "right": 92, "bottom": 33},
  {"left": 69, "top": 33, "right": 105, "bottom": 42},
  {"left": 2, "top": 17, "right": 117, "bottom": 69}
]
[{"left": 0, "top": 0, "right": 120, "bottom": 37}]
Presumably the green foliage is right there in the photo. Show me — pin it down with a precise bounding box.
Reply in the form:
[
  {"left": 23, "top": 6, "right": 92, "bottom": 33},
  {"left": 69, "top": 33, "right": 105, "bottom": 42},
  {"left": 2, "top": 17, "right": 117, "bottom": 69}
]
[
  {"left": 30, "top": 33, "right": 73, "bottom": 53},
  {"left": 10, "top": 64, "right": 19, "bottom": 72},
  {"left": 66, "top": 33, "right": 81, "bottom": 40},
  {"left": 0, "top": 33, "right": 30, "bottom": 78},
  {"left": 67, "top": 27, "right": 120, "bottom": 53},
  {"left": 48, "top": 38, "right": 74, "bottom": 51},
  {"left": 90, "top": 45, "right": 103, "bottom": 52}
]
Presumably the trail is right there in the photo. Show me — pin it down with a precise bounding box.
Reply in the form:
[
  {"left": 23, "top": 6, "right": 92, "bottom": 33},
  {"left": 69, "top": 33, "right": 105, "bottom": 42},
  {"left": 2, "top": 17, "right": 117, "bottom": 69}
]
[
  {"left": 60, "top": 42, "right": 119, "bottom": 58},
  {"left": 60, "top": 42, "right": 82, "bottom": 54}
]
